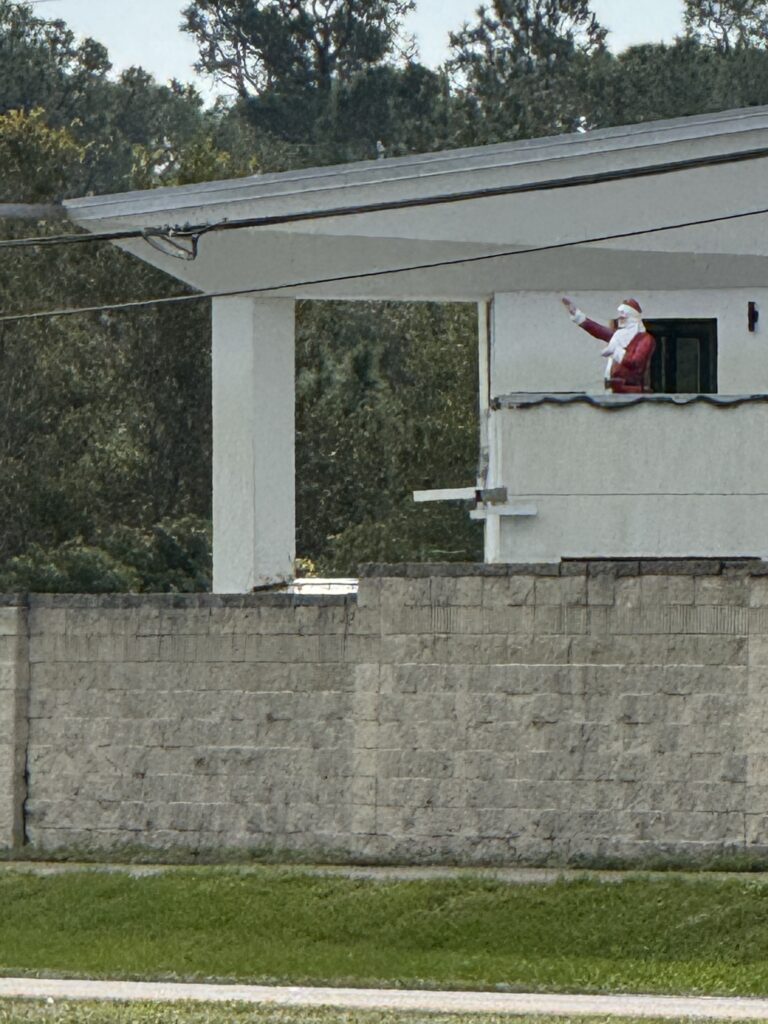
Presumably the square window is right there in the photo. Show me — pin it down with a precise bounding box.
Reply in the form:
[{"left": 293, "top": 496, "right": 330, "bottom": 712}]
[{"left": 644, "top": 318, "right": 718, "bottom": 394}]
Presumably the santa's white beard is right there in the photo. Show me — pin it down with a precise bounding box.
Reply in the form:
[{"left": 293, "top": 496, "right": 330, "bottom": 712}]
[{"left": 601, "top": 320, "right": 644, "bottom": 379}]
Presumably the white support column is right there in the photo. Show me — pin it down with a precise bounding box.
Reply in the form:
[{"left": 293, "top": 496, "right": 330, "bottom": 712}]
[
  {"left": 212, "top": 297, "right": 295, "bottom": 592},
  {"left": 479, "top": 299, "right": 502, "bottom": 563},
  {"left": 477, "top": 299, "right": 491, "bottom": 489}
]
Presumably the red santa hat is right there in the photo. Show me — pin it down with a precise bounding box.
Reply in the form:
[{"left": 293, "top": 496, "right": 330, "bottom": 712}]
[{"left": 620, "top": 298, "right": 642, "bottom": 315}]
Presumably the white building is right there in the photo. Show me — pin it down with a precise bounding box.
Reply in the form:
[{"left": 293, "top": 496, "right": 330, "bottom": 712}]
[{"left": 65, "top": 105, "right": 768, "bottom": 590}]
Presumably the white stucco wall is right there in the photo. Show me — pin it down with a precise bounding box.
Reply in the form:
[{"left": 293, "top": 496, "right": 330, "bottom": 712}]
[
  {"left": 487, "top": 289, "right": 768, "bottom": 562},
  {"left": 491, "top": 399, "right": 768, "bottom": 562},
  {"left": 492, "top": 290, "right": 768, "bottom": 396}
]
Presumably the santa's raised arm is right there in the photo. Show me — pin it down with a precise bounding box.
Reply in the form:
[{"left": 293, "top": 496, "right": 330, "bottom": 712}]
[{"left": 561, "top": 296, "right": 656, "bottom": 394}]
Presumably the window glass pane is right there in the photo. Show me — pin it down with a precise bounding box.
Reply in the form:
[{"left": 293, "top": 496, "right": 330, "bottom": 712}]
[
  {"left": 646, "top": 319, "right": 717, "bottom": 395},
  {"left": 675, "top": 336, "right": 701, "bottom": 393}
]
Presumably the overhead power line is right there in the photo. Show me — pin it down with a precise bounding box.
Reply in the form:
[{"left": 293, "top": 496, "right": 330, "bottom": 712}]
[
  {"left": 2, "top": 143, "right": 768, "bottom": 253},
  {"left": 1, "top": 203, "right": 767, "bottom": 325}
]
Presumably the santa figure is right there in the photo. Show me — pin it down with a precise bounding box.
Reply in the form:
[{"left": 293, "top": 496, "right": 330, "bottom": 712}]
[{"left": 561, "top": 296, "right": 656, "bottom": 394}]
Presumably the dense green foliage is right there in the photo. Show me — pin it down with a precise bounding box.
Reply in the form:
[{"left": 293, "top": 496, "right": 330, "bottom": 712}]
[
  {"left": 448, "top": 0, "right": 607, "bottom": 143},
  {"left": 3, "top": 868, "right": 768, "bottom": 993},
  {"left": 296, "top": 301, "right": 481, "bottom": 571},
  {"left": 4, "top": 0, "right": 768, "bottom": 589},
  {"left": 0, "top": 212, "right": 212, "bottom": 591},
  {"left": 0, "top": 0, "right": 218, "bottom": 197},
  {"left": 181, "top": 0, "right": 455, "bottom": 164}
]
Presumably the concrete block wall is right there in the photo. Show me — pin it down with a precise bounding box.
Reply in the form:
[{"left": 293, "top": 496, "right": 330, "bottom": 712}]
[
  {"left": 5, "top": 560, "right": 768, "bottom": 863},
  {"left": 22, "top": 593, "right": 369, "bottom": 854}
]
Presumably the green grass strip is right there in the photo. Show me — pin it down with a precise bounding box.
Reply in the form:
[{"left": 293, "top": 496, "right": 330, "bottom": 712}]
[
  {"left": 2, "top": 868, "right": 768, "bottom": 994},
  {"left": 0, "top": 1008, "right": 765, "bottom": 1024}
]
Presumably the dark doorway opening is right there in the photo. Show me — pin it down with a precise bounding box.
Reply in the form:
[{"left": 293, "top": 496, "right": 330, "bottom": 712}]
[{"left": 645, "top": 319, "right": 718, "bottom": 394}]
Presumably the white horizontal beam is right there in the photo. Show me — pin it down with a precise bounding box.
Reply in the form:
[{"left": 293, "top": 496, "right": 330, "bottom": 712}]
[
  {"left": 413, "top": 486, "right": 508, "bottom": 504},
  {"left": 470, "top": 503, "right": 538, "bottom": 520},
  {"left": 413, "top": 487, "right": 477, "bottom": 503}
]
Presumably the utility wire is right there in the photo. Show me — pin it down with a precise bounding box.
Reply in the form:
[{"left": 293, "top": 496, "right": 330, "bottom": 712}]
[
  {"left": 3, "top": 143, "right": 768, "bottom": 252},
  {"left": 1, "top": 203, "right": 768, "bottom": 325}
]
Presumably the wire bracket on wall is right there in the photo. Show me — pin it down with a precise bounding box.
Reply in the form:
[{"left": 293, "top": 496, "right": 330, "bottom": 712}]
[{"left": 141, "top": 227, "right": 200, "bottom": 261}]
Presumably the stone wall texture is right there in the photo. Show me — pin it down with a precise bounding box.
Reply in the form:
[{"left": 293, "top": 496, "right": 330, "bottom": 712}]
[{"left": 3, "top": 559, "right": 768, "bottom": 864}]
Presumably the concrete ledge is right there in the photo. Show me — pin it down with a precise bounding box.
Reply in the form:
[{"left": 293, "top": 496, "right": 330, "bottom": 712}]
[
  {"left": 20, "top": 593, "right": 355, "bottom": 609},
  {"left": 359, "top": 559, "right": 768, "bottom": 579},
  {"left": 493, "top": 392, "right": 768, "bottom": 411}
]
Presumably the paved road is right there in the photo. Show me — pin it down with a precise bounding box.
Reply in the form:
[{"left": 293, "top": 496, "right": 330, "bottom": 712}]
[{"left": 3, "top": 978, "right": 768, "bottom": 1019}]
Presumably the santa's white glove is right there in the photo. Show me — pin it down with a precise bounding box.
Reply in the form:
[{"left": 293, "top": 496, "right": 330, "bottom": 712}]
[{"left": 561, "top": 296, "right": 585, "bottom": 325}]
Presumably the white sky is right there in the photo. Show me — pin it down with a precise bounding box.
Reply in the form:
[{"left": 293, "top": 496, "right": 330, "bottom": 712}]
[{"left": 33, "top": 0, "right": 685, "bottom": 96}]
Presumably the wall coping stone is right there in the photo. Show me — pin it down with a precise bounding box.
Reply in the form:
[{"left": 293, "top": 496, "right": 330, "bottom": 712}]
[
  {"left": 358, "top": 563, "right": 560, "bottom": 578},
  {"left": 20, "top": 593, "right": 354, "bottom": 609},
  {"left": 0, "top": 557, "right": 764, "bottom": 606},
  {"left": 359, "top": 559, "right": 768, "bottom": 579}
]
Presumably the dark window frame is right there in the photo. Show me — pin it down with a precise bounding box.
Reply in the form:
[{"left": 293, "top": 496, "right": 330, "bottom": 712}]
[{"left": 644, "top": 318, "right": 718, "bottom": 395}]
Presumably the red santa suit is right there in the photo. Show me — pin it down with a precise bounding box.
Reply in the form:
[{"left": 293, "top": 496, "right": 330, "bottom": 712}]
[{"left": 571, "top": 300, "right": 655, "bottom": 394}]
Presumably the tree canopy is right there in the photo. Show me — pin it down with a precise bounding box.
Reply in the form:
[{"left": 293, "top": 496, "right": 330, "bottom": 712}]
[
  {"left": 182, "top": 0, "right": 416, "bottom": 94},
  {"left": 684, "top": 0, "right": 768, "bottom": 51},
  {"left": 182, "top": 0, "right": 454, "bottom": 162},
  {"left": 447, "top": 0, "right": 606, "bottom": 142}
]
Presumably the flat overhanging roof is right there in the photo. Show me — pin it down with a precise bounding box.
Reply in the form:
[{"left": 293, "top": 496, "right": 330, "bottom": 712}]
[{"left": 64, "top": 105, "right": 768, "bottom": 302}]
